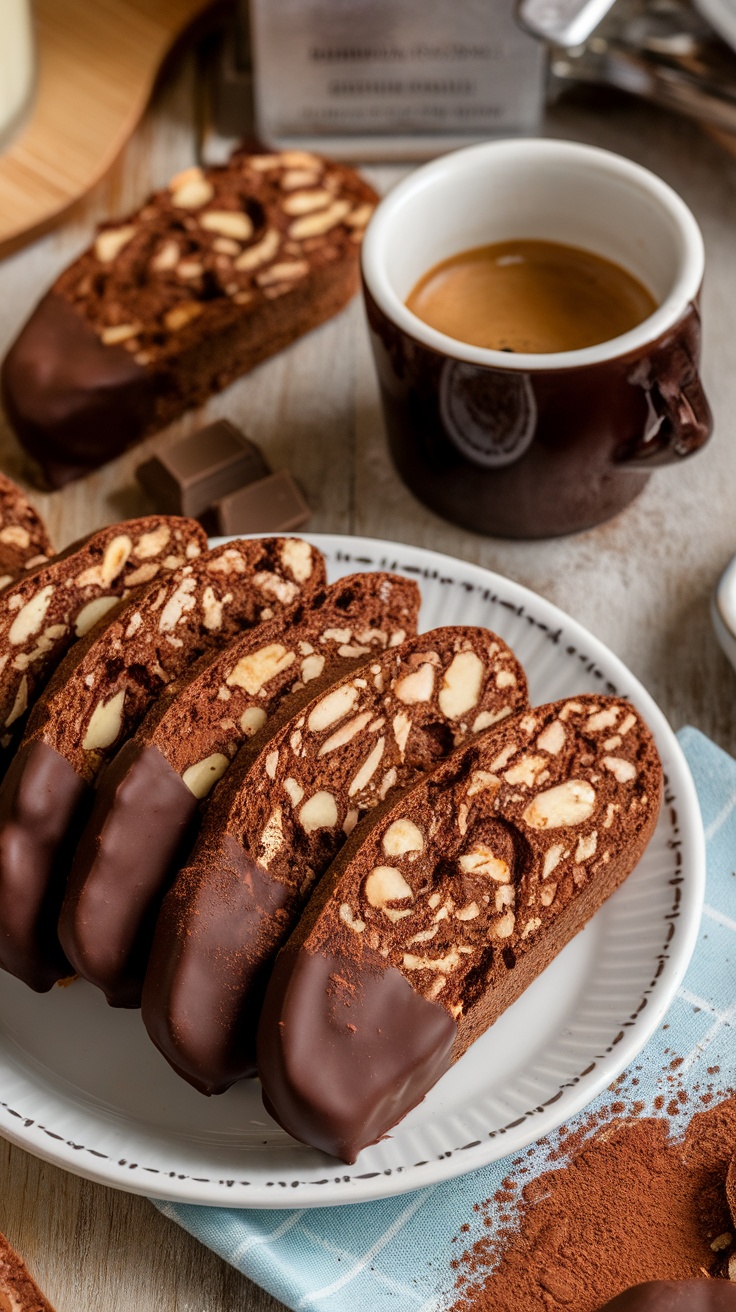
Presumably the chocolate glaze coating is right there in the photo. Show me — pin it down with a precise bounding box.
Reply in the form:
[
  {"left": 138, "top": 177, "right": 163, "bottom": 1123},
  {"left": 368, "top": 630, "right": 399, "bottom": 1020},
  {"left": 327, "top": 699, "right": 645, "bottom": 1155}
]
[
  {"left": 0, "top": 741, "right": 88, "bottom": 990},
  {"left": 1, "top": 293, "right": 159, "bottom": 487},
  {"left": 599, "top": 1282, "right": 736, "bottom": 1311},
  {"left": 258, "top": 942, "right": 456, "bottom": 1162},
  {"left": 59, "top": 742, "right": 198, "bottom": 1008},
  {"left": 143, "top": 836, "right": 294, "bottom": 1091}
]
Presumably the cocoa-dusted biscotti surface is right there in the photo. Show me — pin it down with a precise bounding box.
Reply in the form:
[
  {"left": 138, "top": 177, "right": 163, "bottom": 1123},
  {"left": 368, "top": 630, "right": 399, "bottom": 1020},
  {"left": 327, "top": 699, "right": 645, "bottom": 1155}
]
[
  {"left": 0, "top": 536, "right": 325, "bottom": 993},
  {"left": 60, "top": 572, "right": 420, "bottom": 1008},
  {"left": 0, "top": 471, "right": 54, "bottom": 590},
  {"left": 0, "top": 515, "right": 206, "bottom": 754},
  {"left": 142, "top": 626, "right": 528, "bottom": 1093},
  {"left": 257, "top": 695, "right": 663, "bottom": 1163},
  {"left": 1, "top": 149, "right": 377, "bottom": 486}
]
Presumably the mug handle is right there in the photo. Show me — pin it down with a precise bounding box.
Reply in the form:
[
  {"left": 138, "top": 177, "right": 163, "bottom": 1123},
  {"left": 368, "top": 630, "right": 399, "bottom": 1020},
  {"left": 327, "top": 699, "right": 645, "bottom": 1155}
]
[{"left": 617, "top": 341, "right": 712, "bottom": 469}]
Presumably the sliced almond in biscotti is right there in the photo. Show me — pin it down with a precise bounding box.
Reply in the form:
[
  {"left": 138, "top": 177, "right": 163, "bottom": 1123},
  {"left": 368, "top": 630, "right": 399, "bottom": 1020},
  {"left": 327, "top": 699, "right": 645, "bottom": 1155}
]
[
  {"left": 141, "top": 626, "right": 528, "bottom": 1093},
  {"left": 0, "top": 472, "right": 54, "bottom": 591},
  {"left": 0, "top": 537, "right": 325, "bottom": 992},
  {"left": 59, "top": 572, "right": 420, "bottom": 1008},
  {"left": 0, "top": 516, "right": 207, "bottom": 758},
  {"left": 257, "top": 694, "right": 663, "bottom": 1162}
]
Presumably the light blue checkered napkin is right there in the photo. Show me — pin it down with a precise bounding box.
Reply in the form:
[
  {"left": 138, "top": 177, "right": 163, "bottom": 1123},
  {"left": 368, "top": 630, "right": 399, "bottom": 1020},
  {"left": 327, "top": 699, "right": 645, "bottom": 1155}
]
[{"left": 152, "top": 727, "right": 736, "bottom": 1311}]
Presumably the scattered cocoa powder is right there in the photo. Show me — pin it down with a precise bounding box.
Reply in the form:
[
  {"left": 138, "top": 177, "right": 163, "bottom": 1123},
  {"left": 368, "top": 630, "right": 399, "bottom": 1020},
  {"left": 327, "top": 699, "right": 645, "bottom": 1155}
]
[{"left": 451, "top": 1094, "right": 736, "bottom": 1311}]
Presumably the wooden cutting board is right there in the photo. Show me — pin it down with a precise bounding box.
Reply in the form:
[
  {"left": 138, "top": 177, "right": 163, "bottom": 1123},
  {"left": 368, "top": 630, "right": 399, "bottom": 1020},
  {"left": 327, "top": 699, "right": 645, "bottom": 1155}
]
[{"left": 0, "top": 0, "right": 214, "bottom": 257}]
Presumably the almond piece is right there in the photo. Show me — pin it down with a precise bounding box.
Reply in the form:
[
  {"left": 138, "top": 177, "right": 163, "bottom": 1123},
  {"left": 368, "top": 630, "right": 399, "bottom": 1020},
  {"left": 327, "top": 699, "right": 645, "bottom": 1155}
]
[
  {"left": 182, "top": 753, "right": 230, "bottom": 799},
  {"left": 200, "top": 210, "right": 253, "bottom": 240},
  {"left": 95, "top": 225, "right": 136, "bottom": 263},
  {"left": 83, "top": 689, "right": 126, "bottom": 751},
  {"left": 523, "top": 780, "right": 596, "bottom": 830},
  {"left": 299, "top": 790, "right": 338, "bottom": 833},
  {"left": 364, "top": 865, "right": 413, "bottom": 909},
  {"left": 288, "top": 200, "right": 351, "bottom": 239},
  {"left": 382, "top": 818, "right": 424, "bottom": 857},
  {"left": 234, "top": 229, "right": 280, "bottom": 272},
  {"left": 227, "top": 644, "right": 296, "bottom": 694}
]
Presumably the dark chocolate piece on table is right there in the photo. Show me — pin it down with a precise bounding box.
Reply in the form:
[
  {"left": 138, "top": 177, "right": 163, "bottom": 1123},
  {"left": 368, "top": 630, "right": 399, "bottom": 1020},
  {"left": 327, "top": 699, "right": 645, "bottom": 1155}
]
[
  {"left": 214, "top": 470, "right": 310, "bottom": 535},
  {"left": 598, "top": 1282, "right": 736, "bottom": 1311},
  {"left": 136, "top": 420, "right": 270, "bottom": 518}
]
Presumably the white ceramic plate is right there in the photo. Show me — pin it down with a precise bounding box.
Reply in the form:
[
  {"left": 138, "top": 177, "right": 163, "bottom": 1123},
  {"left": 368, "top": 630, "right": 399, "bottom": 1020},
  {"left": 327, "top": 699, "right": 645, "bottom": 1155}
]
[{"left": 0, "top": 535, "right": 704, "bottom": 1208}]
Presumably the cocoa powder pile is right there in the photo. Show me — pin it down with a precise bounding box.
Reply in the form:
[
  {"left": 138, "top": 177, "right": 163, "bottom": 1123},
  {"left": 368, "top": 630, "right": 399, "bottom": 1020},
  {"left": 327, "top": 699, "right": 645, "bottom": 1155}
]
[{"left": 450, "top": 1092, "right": 736, "bottom": 1311}]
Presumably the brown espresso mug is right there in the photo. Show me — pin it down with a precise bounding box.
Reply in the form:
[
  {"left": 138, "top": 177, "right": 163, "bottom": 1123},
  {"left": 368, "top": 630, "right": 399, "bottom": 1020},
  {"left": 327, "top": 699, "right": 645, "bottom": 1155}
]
[{"left": 361, "top": 139, "right": 712, "bottom": 538}]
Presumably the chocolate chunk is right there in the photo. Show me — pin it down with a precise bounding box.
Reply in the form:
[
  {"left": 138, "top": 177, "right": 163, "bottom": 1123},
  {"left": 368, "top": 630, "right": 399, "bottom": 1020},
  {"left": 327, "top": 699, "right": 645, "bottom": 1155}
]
[
  {"left": 598, "top": 1281, "right": 736, "bottom": 1311},
  {"left": 136, "top": 421, "right": 270, "bottom": 518},
  {"left": 259, "top": 943, "right": 456, "bottom": 1162},
  {"left": 213, "top": 470, "right": 310, "bottom": 535}
]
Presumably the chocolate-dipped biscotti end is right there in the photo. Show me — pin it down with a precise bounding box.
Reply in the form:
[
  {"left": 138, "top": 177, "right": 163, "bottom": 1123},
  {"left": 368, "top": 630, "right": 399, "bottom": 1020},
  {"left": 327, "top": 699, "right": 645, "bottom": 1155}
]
[
  {"left": 0, "top": 472, "right": 53, "bottom": 588},
  {"left": 258, "top": 695, "right": 662, "bottom": 1161},
  {"left": 143, "top": 625, "right": 529, "bottom": 1094},
  {"left": 598, "top": 1283, "right": 736, "bottom": 1311},
  {"left": 1, "top": 150, "right": 377, "bottom": 486},
  {"left": 1, "top": 293, "right": 160, "bottom": 488},
  {"left": 61, "top": 571, "right": 420, "bottom": 1010}
]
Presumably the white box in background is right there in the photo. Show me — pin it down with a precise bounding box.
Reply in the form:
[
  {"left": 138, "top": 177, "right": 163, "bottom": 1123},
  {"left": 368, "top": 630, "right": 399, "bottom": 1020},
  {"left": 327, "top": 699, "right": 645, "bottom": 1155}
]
[{"left": 249, "top": 0, "right": 545, "bottom": 159}]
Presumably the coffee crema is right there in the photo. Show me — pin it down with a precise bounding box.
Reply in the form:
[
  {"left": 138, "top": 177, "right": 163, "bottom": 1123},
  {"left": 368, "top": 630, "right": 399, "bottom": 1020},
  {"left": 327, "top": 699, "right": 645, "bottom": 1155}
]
[{"left": 405, "top": 239, "right": 658, "bottom": 353}]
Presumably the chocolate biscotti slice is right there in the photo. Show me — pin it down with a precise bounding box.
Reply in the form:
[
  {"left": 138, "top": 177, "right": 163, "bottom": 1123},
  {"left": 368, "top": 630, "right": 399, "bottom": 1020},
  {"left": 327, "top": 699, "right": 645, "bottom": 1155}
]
[
  {"left": 0, "top": 537, "right": 325, "bottom": 992},
  {"left": 0, "top": 1230, "right": 56, "bottom": 1311},
  {"left": 60, "top": 572, "right": 420, "bottom": 1008},
  {"left": 2, "top": 149, "right": 377, "bottom": 486},
  {"left": 257, "top": 695, "right": 663, "bottom": 1162},
  {"left": 0, "top": 472, "right": 54, "bottom": 590},
  {"left": 0, "top": 516, "right": 206, "bottom": 757},
  {"left": 141, "top": 627, "right": 528, "bottom": 1093}
]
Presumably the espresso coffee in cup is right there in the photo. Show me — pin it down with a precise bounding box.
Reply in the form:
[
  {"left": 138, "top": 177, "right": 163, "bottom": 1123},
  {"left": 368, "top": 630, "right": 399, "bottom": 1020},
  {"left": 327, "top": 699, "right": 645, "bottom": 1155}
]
[
  {"left": 361, "top": 139, "right": 712, "bottom": 539},
  {"left": 405, "top": 240, "right": 658, "bottom": 354}
]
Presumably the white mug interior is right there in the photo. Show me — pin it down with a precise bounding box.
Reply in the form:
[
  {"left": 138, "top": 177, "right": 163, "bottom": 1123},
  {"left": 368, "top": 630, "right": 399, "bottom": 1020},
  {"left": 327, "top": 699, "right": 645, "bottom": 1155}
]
[{"left": 361, "top": 138, "right": 705, "bottom": 371}]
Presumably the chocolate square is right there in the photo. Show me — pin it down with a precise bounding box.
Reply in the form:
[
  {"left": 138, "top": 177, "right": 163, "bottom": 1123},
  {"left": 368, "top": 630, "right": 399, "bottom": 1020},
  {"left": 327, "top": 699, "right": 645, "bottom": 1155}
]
[
  {"left": 136, "top": 420, "right": 269, "bottom": 518},
  {"left": 213, "top": 470, "right": 311, "bottom": 535}
]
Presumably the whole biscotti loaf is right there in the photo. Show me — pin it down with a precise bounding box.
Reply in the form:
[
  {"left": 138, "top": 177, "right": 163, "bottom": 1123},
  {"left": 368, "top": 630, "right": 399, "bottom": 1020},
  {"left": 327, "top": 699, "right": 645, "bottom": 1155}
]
[
  {"left": 60, "top": 571, "right": 420, "bottom": 1008},
  {"left": 0, "top": 516, "right": 206, "bottom": 756},
  {"left": 0, "top": 536, "right": 325, "bottom": 992},
  {"left": 1, "top": 149, "right": 377, "bottom": 487},
  {"left": 141, "top": 627, "right": 528, "bottom": 1093},
  {"left": 257, "top": 695, "right": 663, "bottom": 1163},
  {"left": 0, "top": 472, "right": 54, "bottom": 589}
]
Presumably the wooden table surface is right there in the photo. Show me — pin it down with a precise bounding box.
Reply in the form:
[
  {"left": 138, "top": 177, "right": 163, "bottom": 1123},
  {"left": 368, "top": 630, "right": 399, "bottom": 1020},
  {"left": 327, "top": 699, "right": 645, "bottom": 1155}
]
[{"left": 0, "top": 43, "right": 735, "bottom": 1312}]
